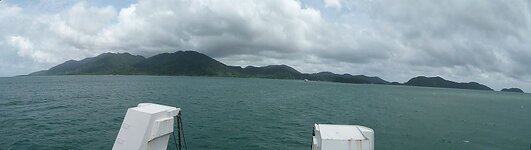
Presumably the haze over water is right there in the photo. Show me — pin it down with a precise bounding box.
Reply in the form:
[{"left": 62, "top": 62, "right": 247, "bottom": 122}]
[{"left": 1, "top": 76, "right": 530, "bottom": 149}]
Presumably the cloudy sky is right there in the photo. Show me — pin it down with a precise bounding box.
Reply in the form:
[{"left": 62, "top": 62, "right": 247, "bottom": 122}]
[{"left": 1, "top": 0, "right": 531, "bottom": 91}]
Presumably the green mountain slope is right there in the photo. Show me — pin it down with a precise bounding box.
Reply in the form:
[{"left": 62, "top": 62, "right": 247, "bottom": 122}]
[
  {"left": 404, "top": 76, "right": 493, "bottom": 91},
  {"left": 31, "top": 53, "right": 145, "bottom": 75},
  {"left": 238, "top": 65, "right": 302, "bottom": 79},
  {"left": 30, "top": 50, "right": 390, "bottom": 84},
  {"left": 133, "top": 51, "right": 239, "bottom": 76}
]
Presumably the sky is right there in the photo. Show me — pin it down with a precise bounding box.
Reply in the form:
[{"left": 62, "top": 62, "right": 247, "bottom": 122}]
[{"left": 1, "top": 0, "right": 531, "bottom": 91}]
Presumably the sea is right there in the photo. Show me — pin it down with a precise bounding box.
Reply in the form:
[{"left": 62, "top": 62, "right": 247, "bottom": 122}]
[{"left": 0, "top": 76, "right": 530, "bottom": 150}]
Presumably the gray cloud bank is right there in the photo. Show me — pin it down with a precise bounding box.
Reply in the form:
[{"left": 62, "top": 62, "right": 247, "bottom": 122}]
[{"left": 1, "top": 0, "right": 530, "bottom": 91}]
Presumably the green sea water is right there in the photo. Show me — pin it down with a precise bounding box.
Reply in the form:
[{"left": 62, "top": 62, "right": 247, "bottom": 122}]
[{"left": 0, "top": 76, "right": 530, "bottom": 150}]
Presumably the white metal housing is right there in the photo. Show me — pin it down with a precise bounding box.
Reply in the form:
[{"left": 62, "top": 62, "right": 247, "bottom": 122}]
[
  {"left": 312, "top": 124, "right": 374, "bottom": 150},
  {"left": 112, "top": 103, "right": 180, "bottom": 150}
]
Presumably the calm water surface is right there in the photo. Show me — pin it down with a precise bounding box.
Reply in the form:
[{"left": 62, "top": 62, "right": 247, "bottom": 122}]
[{"left": 0, "top": 76, "right": 530, "bottom": 150}]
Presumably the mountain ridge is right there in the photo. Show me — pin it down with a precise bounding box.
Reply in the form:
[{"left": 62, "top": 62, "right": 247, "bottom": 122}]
[
  {"left": 403, "top": 76, "right": 494, "bottom": 91},
  {"left": 501, "top": 88, "right": 524, "bottom": 93},
  {"left": 30, "top": 50, "right": 518, "bottom": 92}
]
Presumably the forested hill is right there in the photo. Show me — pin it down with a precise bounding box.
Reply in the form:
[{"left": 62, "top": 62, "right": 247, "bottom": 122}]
[{"left": 30, "top": 50, "right": 508, "bottom": 92}]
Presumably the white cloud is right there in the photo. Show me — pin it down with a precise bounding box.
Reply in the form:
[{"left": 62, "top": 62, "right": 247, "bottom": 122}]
[
  {"left": 7, "top": 36, "right": 56, "bottom": 63},
  {"left": 40, "top": 0, "right": 339, "bottom": 58},
  {"left": 62, "top": 2, "right": 117, "bottom": 34},
  {"left": 49, "top": 2, "right": 118, "bottom": 50},
  {"left": 323, "top": 0, "right": 341, "bottom": 9},
  {"left": 0, "top": 4, "right": 22, "bottom": 17}
]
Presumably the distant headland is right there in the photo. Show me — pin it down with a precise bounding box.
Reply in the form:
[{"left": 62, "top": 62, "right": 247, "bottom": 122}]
[
  {"left": 501, "top": 88, "right": 524, "bottom": 93},
  {"left": 28, "top": 51, "right": 524, "bottom": 93}
]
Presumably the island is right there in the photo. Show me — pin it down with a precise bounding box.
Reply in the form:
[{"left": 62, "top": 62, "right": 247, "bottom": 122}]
[
  {"left": 404, "top": 76, "right": 493, "bottom": 91},
  {"left": 29, "top": 50, "right": 499, "bottom": 91},
  {"left": 501, "top": 88, "right": 524, "bottom": 93},
  {"left": 29, "top": 51, "right": 389, "bottom": 84}
]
